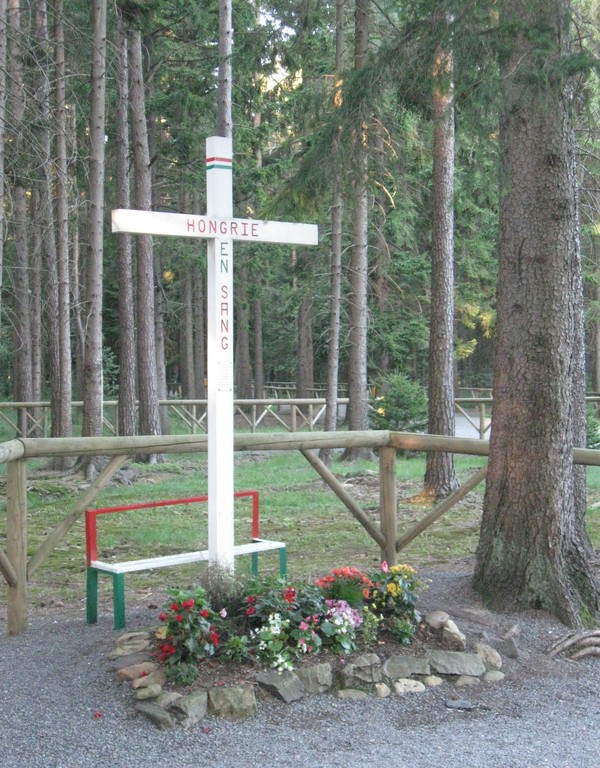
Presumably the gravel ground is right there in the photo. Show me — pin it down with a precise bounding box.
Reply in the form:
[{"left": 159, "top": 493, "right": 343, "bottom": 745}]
[{"left": 1, "top": 571, "right": 600, "bottom": 768}]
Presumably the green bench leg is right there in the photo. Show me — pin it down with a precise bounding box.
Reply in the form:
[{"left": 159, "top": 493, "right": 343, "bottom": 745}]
[
  {"left": 86, "top": 568, "right": 99, "bottom": 625},
  {"left": 251, "top": 547, "right": 287, "bottom": 580},
  {"left": 278, "top": 547, "right": 287, "bottom": 580},
  {"left": 112, "top": 573, "right": 126, "bottom": 631}
]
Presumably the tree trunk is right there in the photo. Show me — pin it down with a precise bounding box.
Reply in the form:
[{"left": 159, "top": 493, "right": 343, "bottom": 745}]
[
  {"left": 253, "top": 295, "right": 265, "bottom": 399},
  {"left": 320, "top": 0, "right": 345, "bottom": 467},
  {"left": 424, "top": 17, "right": 458, "bottom": 498},
  {"left": 235, "top": 265, "right": 253, "bottom": 399},
  {"left": 7, "top": 0, "right": 32, "bottom": 436},
  {"left": 115, "top": 7, "right": 136, "bottom": 437},
  {"left": 0, "top": 0, "right": 6, "bottom": 335},
  {"left": 343, "top": 0, "right": 372, "bottom": 461},
  {"left": 128, "top": 24, "right": 161, "bottom": 445},
  {"left": 180, "top": 265, "right": 196, "bottom": 399},
  {"left": 296, "top": 293, "right": 314, "bottom": 400},
  {"left": 53, "top": 0, "right": 73, "bottom": 450},
  {"left": 217, "top": 0, "right": 232, "bottom": 138},
  {"left": 473, "top": 0, "right": 600, "bottom": 626},
  {"left": 82, "top": 0, "right": 107, "bottom": 465}
]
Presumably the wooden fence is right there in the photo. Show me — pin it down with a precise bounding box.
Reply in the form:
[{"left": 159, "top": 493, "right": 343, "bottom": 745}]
[{"left": 2, "top": 429, "right": 600, "bottom": 636}]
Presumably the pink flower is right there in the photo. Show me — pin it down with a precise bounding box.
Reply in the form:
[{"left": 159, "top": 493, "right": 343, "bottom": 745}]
[
  {"left": 299, "top": 621, "right": 309, "bottom": 631},
  {"left": 381, "top": 561, "right": 389, "bottom": 573},
  {"left": 220, "top": 608, "right": 227, "bottom": 618}
]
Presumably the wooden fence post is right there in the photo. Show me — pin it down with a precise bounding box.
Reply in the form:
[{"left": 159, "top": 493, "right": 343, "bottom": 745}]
[
  {"left": 379, "top": 446, "right": 398, "bottom": 566},
  {"left": 7, "top": 459, "right": 28, "bottom": 635}
]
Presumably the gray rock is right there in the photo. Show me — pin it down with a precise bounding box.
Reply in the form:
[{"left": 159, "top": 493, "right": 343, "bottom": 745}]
[
  {"left": 108, "top": 652, "right": 152, "bottom": 672},
  {"left": 132, "top": 669, "right": 167, "bottom": 689},
  {"left": 295, "top": 663, "right": 332, "bottom": 694},
  {"left": 445, "top": 698, "right": 477, "bottom": 711},
  {"left": 426, "top": 650, "right": 486, "bottom": 677},
  {"left": 422, "top": 675, "right": 444, "bottom": 687},
  {"left": 135, "top": 684, "right": 163, "bottom": 700},
  {"left": 424, "top": 610, "right": 450, "bottom": 630},
  {"left": 339, "top": 653, "right": 382, "bottom": 686},
  {"left": 135, "top": 701, "right": 175, "bottom": 729},
  {"left": 440, "top": 620, "right": 466, "bottom": 651},
  {"left": 335, "top": 688, "right": 369, "bottom": 700},
  {"left": 483, "top": 670, "right": 506, "bottom": 683},
  {"left": 495, "top": 636, "right": 520, "bottom": 659},
  {"left": 169, "top": 690, "right": 208, "bottom": 728},
  {"left": 382, "top": 655, "right": 430, "bottom": 680},
  {"left": 115, "top": 661, "right": 158, "bottom": 682},
  {"left": 108, "top": 639, "right": 151, "bottom": 659},
  {"left": 375, "top": 682, "right": 391, "bottom": 698},
  {"left": 208, "top": 684, "right": 257, "bottom": 720},
  {"left": 474, "top": 642, "right": 503, "bottom": 670},
  {"left": 393, "top": 678, "right": 426, "bottom": 694},
  {"left": 156, "top": 691, "right": 182, "bottom": 708},
  {"left": 255, "top": 670, "right": 305, "bottom": 703},
  {"left": 454, "top": 675, "right": 481, "bottom": 688}
]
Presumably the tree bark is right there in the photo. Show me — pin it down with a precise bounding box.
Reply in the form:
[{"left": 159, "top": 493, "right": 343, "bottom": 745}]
[
  {"left": 320, "top": 0, "right": 345, "bottom": 467},
  {"left": 424, "top": 15, "right": 458, "bottom": 498},
  {"left": 82, "top": 0, "right": 107, "bottom": 464},
  {"left": 128, "top": 23, "right": 161, "bottom": 445},
  {"left": 115, "top": 7, "right": 137, "bottom": 437},
  {"left": 473, "top": 0, "right": 600, "bottom": 626},
  {"left": 343, "top": 0, "right": 372, "bottom": 461}
]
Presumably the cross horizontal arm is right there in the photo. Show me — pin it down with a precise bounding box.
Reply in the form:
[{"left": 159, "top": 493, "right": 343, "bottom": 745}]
[{"left": 112, "top": 209, "right": 318, "bottom": 246}]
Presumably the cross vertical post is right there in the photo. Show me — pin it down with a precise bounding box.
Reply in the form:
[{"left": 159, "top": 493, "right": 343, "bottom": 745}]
[{"left": 205, "top": 136, "right": 234, "bottom": 569}]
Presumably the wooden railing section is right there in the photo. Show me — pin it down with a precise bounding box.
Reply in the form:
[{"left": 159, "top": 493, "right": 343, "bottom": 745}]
[{"left": 2, "top": 429, "right": 600, "bottom": 636}]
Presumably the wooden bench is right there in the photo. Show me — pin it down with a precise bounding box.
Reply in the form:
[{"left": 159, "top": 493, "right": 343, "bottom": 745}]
[{"left": 85, "top": 491, "right": 286, "bottom": 630}]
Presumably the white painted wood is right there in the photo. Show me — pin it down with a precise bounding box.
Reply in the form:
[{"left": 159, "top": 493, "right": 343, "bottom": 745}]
[
  {"left": 90, "top": 539, "right": 286, "bottom": 575},
  {"left": 112, "top": 209, "right": 318, "bottom": 246}
]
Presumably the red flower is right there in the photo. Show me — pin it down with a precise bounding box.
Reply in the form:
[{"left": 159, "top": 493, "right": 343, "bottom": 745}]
[
  {"left": 210, "top": 631, "right": 219, "bottom": 646},
  {"left": 182, "top": 599, "right": 195, "bottom": 610},
  {"left": 246, "top": 595, "right": 255, "bottom": 604},
  {"left": 246, "top": 606, "right": 256, "bottom": 616},
  {"left": 158, "top": 612, "right": 167, "bottom": 621},
  {"left": 200, "top": 609, "right": 210, "bottom": 618},
  {"left": 170, "top": 602, "right": 180, "bottom": 611},
  {"left": 282, "top": 587, "right": 296, "bottom": 604},
  {"left": 175, "top": 614, "right": 183, "bottom": 622}
]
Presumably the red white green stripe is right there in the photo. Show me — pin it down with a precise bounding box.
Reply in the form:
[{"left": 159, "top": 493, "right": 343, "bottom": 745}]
[{"left": 206, "top": 155, "right": 232, "bottom": 171}]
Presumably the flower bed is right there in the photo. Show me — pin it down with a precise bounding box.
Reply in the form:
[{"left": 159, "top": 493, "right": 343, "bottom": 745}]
[{"left": 154, "top": 562, "right": 422, "bottom": 685}]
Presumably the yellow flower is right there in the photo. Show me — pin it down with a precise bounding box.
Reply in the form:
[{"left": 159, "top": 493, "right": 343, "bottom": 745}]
[{"left": 377, "top": 407, "right": 385, "bottom": 415}]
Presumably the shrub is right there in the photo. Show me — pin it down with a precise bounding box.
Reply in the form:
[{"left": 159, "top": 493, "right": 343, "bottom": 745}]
[{"left": 370, "top": 372, "right": 428, "bottom": 432}]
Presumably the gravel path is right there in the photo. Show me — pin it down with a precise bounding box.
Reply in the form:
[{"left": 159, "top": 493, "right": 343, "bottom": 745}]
[{"left": 2, "top": 572, "right": 600, "bottom": 768}]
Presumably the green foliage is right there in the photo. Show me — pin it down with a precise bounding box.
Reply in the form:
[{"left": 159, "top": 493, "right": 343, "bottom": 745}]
[
  {"left": 370, "top": 372, "right": 428, "bottom": 432},
  {"left": 587, "top": 405, "right": 600, "bottom": 450},
  {"left": 367, "top": 563, "right": 421, "bottom": 623},
  {"left": 157, "top": 586, "right": 223, "bottom": 672}
]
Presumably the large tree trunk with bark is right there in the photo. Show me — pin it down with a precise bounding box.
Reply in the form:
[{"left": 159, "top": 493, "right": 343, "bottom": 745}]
[
  {"left": 82, "top": 0, "right": 107, "bottom": 468},
  {"left": 128, "top": 23, "right": 161, "bottom": 445},
  {"left": 473, "top": 0, "right": 600, "bottom": 626},
  {"left": 343, "top": 0, "right": 372, "bottom": 460},
  {"left": 424, "top": 17, "right": 458, "bottom": 498},
  {"left": 115, "top": 8, "right": 137, "bottom": 436}
]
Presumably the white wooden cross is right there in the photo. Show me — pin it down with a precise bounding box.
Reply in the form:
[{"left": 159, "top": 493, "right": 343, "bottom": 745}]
[{"left": 112, "top": 136, "right": 318, "bottom": 570}]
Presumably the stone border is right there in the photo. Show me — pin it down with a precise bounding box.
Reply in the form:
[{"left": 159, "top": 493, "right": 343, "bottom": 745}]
[{"left": 108, "top": 610, "right": 514, "bottom": 730}]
